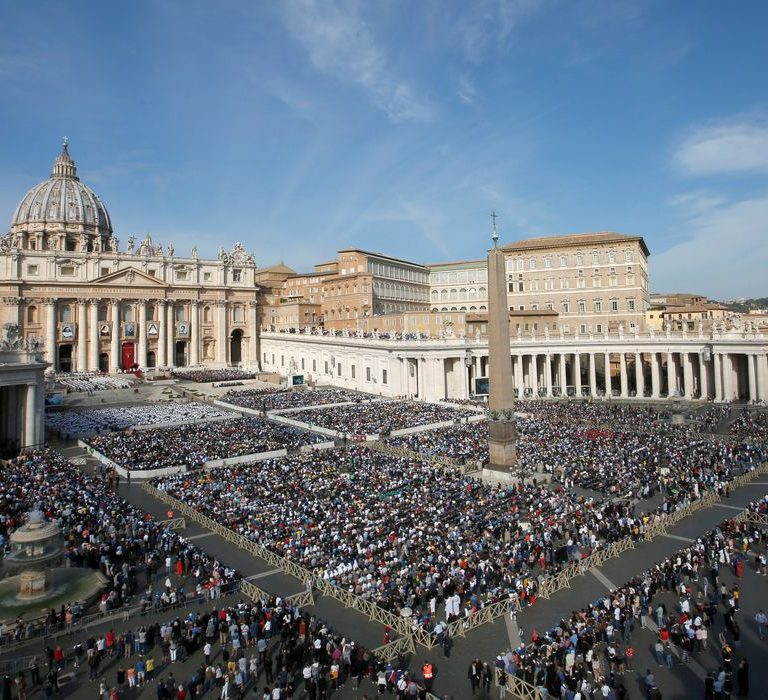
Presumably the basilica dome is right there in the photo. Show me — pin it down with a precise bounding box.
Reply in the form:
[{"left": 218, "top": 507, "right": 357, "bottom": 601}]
[{"left": 9, "top": 140, "right": 113, "bottom": 251}]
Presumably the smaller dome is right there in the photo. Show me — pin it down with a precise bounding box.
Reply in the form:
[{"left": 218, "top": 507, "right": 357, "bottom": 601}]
[{"left": 11, "top": 139, "right": 112, "bottom": 236}]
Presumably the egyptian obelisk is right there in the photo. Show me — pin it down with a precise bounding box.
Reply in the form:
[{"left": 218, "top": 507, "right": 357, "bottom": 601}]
[{"left": 486, "top": 213, "right": 517, "bottom": 469}]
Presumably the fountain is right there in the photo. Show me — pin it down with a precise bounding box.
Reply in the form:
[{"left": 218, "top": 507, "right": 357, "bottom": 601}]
[{"left": 0, "top": 506, "right": 105, "bottom": 621}]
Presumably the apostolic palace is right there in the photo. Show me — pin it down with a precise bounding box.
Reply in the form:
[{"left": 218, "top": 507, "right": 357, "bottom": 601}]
[{"left": 1, "top": 141, "right": 767, "bottom": 449}]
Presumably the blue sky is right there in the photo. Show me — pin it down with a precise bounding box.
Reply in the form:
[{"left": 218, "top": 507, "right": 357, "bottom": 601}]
[{"left": 1, "top": 1, "right": 767, "bottom": 299}]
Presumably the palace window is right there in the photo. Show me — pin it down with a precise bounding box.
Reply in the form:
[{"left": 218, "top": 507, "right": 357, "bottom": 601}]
[
  {"left": 27, "top": 265, "right": 38, "bottom": 275},
  {"left": 233, "top": 269, "right": 242, "bottom": 282}
]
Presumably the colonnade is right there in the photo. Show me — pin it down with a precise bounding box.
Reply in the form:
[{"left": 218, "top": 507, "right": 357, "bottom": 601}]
[
  {"left": 465, "top": 349, "right": 768, "bottom": 402},
  {"left": 259, "top": 331, "right": 768, "bottom": 404},
  {"left": 0, "top": 351, "right": 45, "bottom": 452}
]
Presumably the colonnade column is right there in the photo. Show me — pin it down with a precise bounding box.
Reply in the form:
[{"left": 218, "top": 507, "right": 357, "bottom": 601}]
[
  {"left": 190, "top": 301, "right": 200, "bottom": 366},
  {"left": 756, "top": 353, "right": 768, "bottom": 402},
  {"left": 723, "top": 354, "right": 734, "bottom": 401},
  {"left": 667, "top": 352, "right": 677, "bottom": 397},
  {"left": 698, "top": 352, "right": 709, "bottom": 400},
  {"left": 137, "top": 301, "right": 148, "bottom": 369},
  {"left": 747, "top": 354, "right": 757, "bottom": 403},
  {"left": 157, "top": 300, "right": 167, "bottom": 367},
  {"left": 166, "top": 302, "right": 175, "bottom": 367},
  {"left": 23, "top": 383, "right": 37, "bottom": 448},
  {"left": 110, "top": 300, "right": 120, "bottom": 372},
  {"left": 634, "top": 352, "right": 644, "bottom": 397},
  {"left": 45, "top": 299, "right": 57, "bottom": 368},
  {"left": 529, "top": 354, "right": 538, "bottom": 397},
  {"left": 76, "top": 298, "right": 88, "bottom": 371},
  {"left": 589, "top": 352, "right": 597, "bottom": 397},
  {"left": 713, "top": 353, "right": 723, "bottom": 402},
  {"left": 651, "top": 352, "right": 660, "bottom": 399},
  {"left": 619, "top": 353, "right": 628, "bottom": 398},
  {"left": 558, "top": 354, "right": 567, "bottom": 395},
  {"left": 573, "top": 352, "right": 582, "bottom": 396},
  {"left": 683, "top": 352, "right": 694, "bottom": 399},
  {"left": 215, "top": 301, "right": 227, "bottom": 366},
  {"left": 604, "top": 351, "right": 612, "bottom": 396},
  {"left": 88, "top": 299, "right": 99, "bottom": 371},
  {"left": 514, "top": 355, "right": 523, "bottom": 398},
  {"left": 544, "top": 353, "right": 553, "bottom": 397}
]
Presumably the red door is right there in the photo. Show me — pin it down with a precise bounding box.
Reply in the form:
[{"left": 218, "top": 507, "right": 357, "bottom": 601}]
[{"left": 121, "top": 343, "right": 135, "bottom": 369}]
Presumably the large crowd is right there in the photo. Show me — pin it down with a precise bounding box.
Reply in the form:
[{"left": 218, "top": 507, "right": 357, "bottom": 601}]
[
  {"left": 87, "top": 418, "right": 321, "bottom": 471},
  {"left": 729, "top": 409, "right": 768, "bottom": 442},
  {"left": 0, "top": 449, "right": 239, "bottom": 645},
  {"left": 223, "top": 388, "right": 376, "bottom": 412},
  {"left": 172, "top": 368, "right": 257, "bottom": 383},
  {"left": 388, "top": 404, "right": 768, "bottom": 499},
  {"left": 499, "top": 506, "right": 766, "bottom": 699},
  {"left": 152, "top": 438, "right": 763, "bottom": 632},
  {"left": 46, "top": 402, "right": 238, "bottom": 440},
  {"left": 288, "top": 400, "right": 475, "bottom": 435}
]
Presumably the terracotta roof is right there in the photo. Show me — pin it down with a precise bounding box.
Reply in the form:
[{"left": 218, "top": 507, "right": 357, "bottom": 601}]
[
  {"left": 500, "top": 231, "right": 650, "bottom": 256},
  {"left": 337, "top": 248, "right": 427, "bottom": 268},
  {"left": 425, "top": 259, "right": 485, "bottom": 269}
]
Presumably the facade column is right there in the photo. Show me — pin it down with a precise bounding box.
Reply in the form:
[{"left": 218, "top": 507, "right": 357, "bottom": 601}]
[
  {"left": 544, "top": 353, "right": 553, "bottom": 397},
  {"left": 713, "top": 353, "right": 723, "bottom": 402},
  {"left": 109, "top": 300, "right": 120, "bottom": 372},
  {"left": 215, "top": 301, "right": 227, "bottom": 366},
  {"left": 137, "top": 301, "right": 148, "bottom": 369},
  {"left": 190, "top": 301, "right": 200, "bottom": 366},
  {"left": 76, "top": 299, "right": 88, "bottom": 371},
  {"left": 167, "top": 302, "right": 176, "bottom": 367},
  {"left": 573, "top": 352, "right": 582, "bottom": 396},
  {"left": 88, "top": 299, "right": 99, "bottom": 371},
  {"left": 747, "top": 353, "right": 757, "bottom": 403},
  {"left": 45, "top": 299, "right": 57, "bottom": 369},
  {"left": 589, "top": 352, "right": 597, "bottom": 397},
  {"left": 683, "top": 352, "right": 694, "bottom": 399},
  {"left": 514, "top": 355, "right": 523, "bottom": 399},
  {"left": 698, "top": 352, "right": 707, "bottom": 400},
  {"left": 651, "top": 352, "right": 660, "bottom": 399},
  {"left": 604, "top": 351, "right": 612, "bottom": 396},
  {"left": 248, "top": 300, "right": 258, "bottom": 368},
  {"left": 619, "top": 352, "right": 628, "bottom": 398},
  {"left": 23, "top": 384, "right": 37, "bottom": 448},
  {"left": 634, "top": 352, "right": 644, "bottom": 397},
  {"left": 529, "top": 355, "right": 538, "bottom": 398},
  {"left": 157, "top": 301, "right": 167, "bottom": 367}
]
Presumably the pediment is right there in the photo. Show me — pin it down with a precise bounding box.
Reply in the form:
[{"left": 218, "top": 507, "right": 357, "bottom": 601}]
[{"left": 93, "top": 266, "right": 169, "bottom": 287}]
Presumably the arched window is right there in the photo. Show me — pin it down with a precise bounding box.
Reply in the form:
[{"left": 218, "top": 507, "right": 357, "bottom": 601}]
[
  {"left": 60, "top": 304, "right": 72, "bottom": 322},
  {"left": 27, "top": 305, "right": 37, "bottom": 323},
  {"left": 98, "top": 305, "right": 108, "bottom": 321},
  {"left": 175, "top": 305, "right": 187, "bottom": 322},
  {"left": 122, "top": 304, "right": 134, "bottom": 322},
  {"left": 203, "top": 306, "right": 212, "bottom": 323},
  {"left": 233, "top": 306, "right": 244, "bottom": 323}
]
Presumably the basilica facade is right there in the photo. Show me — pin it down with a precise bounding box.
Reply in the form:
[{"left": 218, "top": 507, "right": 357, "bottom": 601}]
[{"left": 0, "top": 142, "right": 260, "bottom": 373}]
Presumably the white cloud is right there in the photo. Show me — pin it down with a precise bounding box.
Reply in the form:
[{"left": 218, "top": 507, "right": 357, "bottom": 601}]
[
  {"left": 280, "top": 0, "right": 432, "bottom": 122},
  {"left": 457, "top": 75, "right": 477, "bottom": 105},
  {"left": 653, "top": 191, "right": 768, "bottom": 299},
  {"left": 675, "top": 122, "right": 768, "bottom": 175}
]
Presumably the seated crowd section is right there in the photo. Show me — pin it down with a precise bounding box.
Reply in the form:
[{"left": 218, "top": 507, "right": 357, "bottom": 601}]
[
  {"left": 171, "top": 368, "right": 257, "bottom": 383},
  {"left": 222, "top": 387, "right": 376, "bottom": 412},
  {"left": 287, "top": 400, "right": 476, "bottom": 435},
  {"left": 86, "top": 417, "right": 322, "bottom": 471},
  {"left": 55, "top": 372, "right": 134, "bottom": 393},
  {"left": 46, "top": 402, "right": 237, "bottom": 439}
]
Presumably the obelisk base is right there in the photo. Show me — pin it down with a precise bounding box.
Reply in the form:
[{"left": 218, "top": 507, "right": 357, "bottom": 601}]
[{"left": 487, "top": 420, "right": 517, "bottom": 470}]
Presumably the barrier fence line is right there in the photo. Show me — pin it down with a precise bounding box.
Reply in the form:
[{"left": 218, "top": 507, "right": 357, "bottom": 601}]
[{"left": 157, "top": 516, "right": 186, "bottom": 530}]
